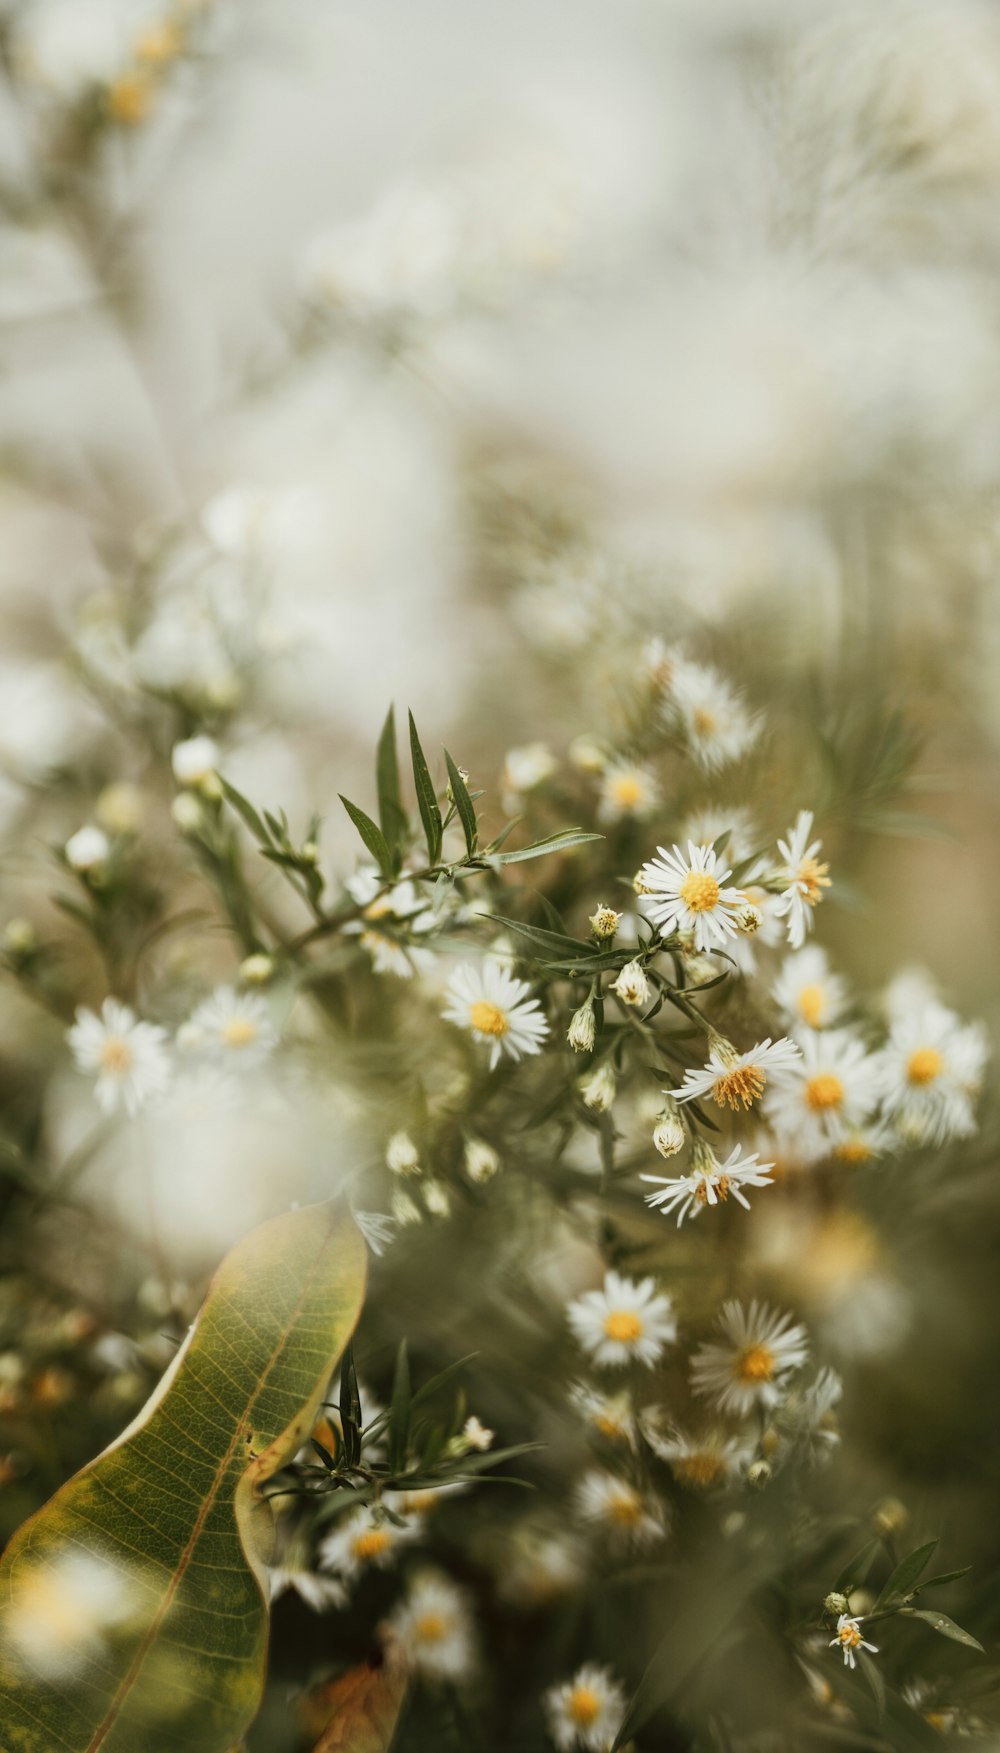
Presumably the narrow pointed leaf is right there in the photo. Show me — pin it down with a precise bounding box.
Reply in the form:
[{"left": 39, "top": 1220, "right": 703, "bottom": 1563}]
[
  {"left": 875, "top": 1540, "right": 938, "bottom": 1608},
  {"left": 407, "top": 713, "right": 442, "bottom": 864},
  {"left": 375, "top": 707, "right": 407, "bottom": 867},
  {"left": 902, "top": 1609, "right": 984, "bottom": 1652},
  {"left": 444, "top": 749, "right": 477, "bottom": 855},
  {"left": 918, "top": 1567, "right": 972, "bottom": 1591},
  {"left": 339, "top": 795, "right": 392, "bottom": 877},
  {"left": 387, "top": 1341, "right": 411, "bottom": 1473},
  {"left": 0, "top": 1201, "right": 367, "bottom": 1752},
  {"left": 487, "top": 828, "right": 603, "bottom": 865},
  {"left": 220, "top": 779, "right": 272, "bottom": 847}
]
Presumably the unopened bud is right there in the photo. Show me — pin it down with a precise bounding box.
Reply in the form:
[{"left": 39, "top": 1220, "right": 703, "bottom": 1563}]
[
  {"left": 747, "top": 1459, "right": 772, "bottom": 1490},
  {"left": 824, "top": 1592, "right": 849, "bottom": 1617},
  {"left": 464, "top": 1137, "right": 500, "bottom": 1184},
  {"left": 171, "top": 735, "right": 220, "bottom": 790},
  {"left": 872, "top": 1497, "right": 908, "bottom": 1537},
  {"left": 736, "top": 904, "right": 763, "bottom": 935},
  {"left": 422, "top": 1178, "right": 451, "bottom": 1218},
  {"left": 239, "top": 953, "right": 275, "bottom": 986},
  {"left": 652, "top": 1107, "right": 685, "bottom": 1158},
  {"left": 580, "top": 1062, "right": 616, "bottom": 1112},
  {"left": 65, "top": 825, "right": 110, "bottom": 873},
  {"left": 386, "top": 1131, "right": 421, "bottom": 1176},
  {"left": 567, "top": 1000, "right": 597, "bottom": 1053},
  {"left": 632, "top": 869, "right": 655, "bottom": 897},
  {"left": 3, "top": 918, "right": 37, "bottom": 959},
  {"left": 611, "top": 959, "right": 651, "bottom": 1008},
  {"left": 301, "top": 840, "right": 320, "bottom": 865},
  {"left": 390, "top": 1189, "right": 422, "bottom": 1227}
]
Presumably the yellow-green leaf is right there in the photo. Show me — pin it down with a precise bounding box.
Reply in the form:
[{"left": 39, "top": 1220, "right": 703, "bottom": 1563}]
[{"left": 0, "top": 1200, "right": 367, "bottom": 1753}]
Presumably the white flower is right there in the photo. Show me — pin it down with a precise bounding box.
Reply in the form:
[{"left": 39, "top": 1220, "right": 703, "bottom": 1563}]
[
  {"left": 502, "top": 742, "right": 557, "bottom": 796},
  {"left": 498, "top": 1526, "right": 585, "bottom": 1608},
  {"left": 65, "top": 826, "right": 110, "bottom": 872},
  {"left": 598, "top": 760, "right": 660, "bottom": 825},
  {"left": 773, "top": 947, "right": 848, "bottom": 1032},
  {"left": 443, "top": 960, "right": 549, "bottom": 1069},
  {"left": 579, "top": 1062, "right": 616, "bottom": 1111},
  {"left": 574, "top": 1470, "right": 666, "bottom": 1550},
  {"left": 796, "top": 1367, "right": 844, "bottom": 1461},
  {"left": 875, "top": 993, "right": 987, "bottom": 1145},
  {"left": 387, "top": 1131, "right": 421, "bottom": 1176},
  {"left": 463, "top": 1137, "right": 501, "bottom": 1183},
  {"left": 772, "top": 811, "right": 831, "bottom": 949},
  {"left": 567, "top": 1001, "right": 597, "bottom": 1053},
  {"left": 638, "top": 842, "right": 748, "bottom": 953},
  {"left": 830, "top": 1613, "right": 879, "bottom": 1671},
  {"left": 568, "top": 1271, "right": 677, "bottom": 1370},
  {"left": 642, "top": 1142, "right": 774, "bottom": 1227},
  {"left": 762, "top": 1029, "right": 882, "bottom": 1163},
  {"left": 269, "top": 1565, "right": 346, "bottom": 1613},
  {"left": 691, "top": 1300, "right": 809, "bottom": 1416},
  {"left": 183, "top": 987, "right": 276, "bottom": 1069},
  {"left": 352, "top": 1210, "right": 397, "bottom": 1256},
  {"left": 383, "top": 1572, "right": 476, "bottom": 1682},
  {"left": 462, "top": 1415, "right": 493, "bottom": 1451},
  {"left": 318, "top": 1506, "right": 418, "bottom": 1586},
  {"left": 610, "top": 959, "right": 651, "bottom": 1008},
  {"left": 422, "top": 1178, "right": 451, "bottom": 1218},
  {"left": 639, "top": 1412, "right": 749, "bottom": 1490},
  {"left": 568, "top": 1383, "right": 636, "bottom": 1449},
  {"left": 67, "top": 999, "right": 171, "bottom": 1117},
  {"left": 667, "top": 659, "right": 760, "bottom": 771},
  {"left": 544, "top": 1663, "right": 626, "bottom": 1752},
  {"left": 0, "top": 1550, "right": 139, "bottom": 1681},
  {"left": 670, "top": 1037, "right": 801, "bottom": 1112},
  {"left": 171, "top": 736, "right": 220, "bottom": 788},
  {"left": 683, "top": 806, "right": 758, "bottom": 865}
]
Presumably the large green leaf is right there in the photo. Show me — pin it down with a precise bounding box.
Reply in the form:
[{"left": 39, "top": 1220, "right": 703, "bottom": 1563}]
[{"left": 0, "top": 1200, "right": 367, "bottom": 1752}]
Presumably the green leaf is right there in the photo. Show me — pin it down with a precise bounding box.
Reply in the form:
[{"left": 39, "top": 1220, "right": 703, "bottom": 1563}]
[
  {"left": 339, "top": 795, "right": 392, "bottom": 878},
  {"left": 0, "top": 1201, "right": 367, "bottom": 1752},
  {"left": 387, "top": 1340, "right": 411, "bottom": 1473},
  {"left": 375, "top": 707, "right": 407, "bottom": 868},
  {"left": 919, "top": 1566, "right": 972, "bottom": 1591},
  {"left": 339, "top": 1342, "right": 363, "bottom": 1469},
  {"left": 875, "top": 1540, "right": 938, "bottom": 1608},
  {"left": 486, "top": 828, "right": 604, "bottom": 866},
  {"left": 220, "top": 779, "right": 272, "bottom": 847},
  {"left": 408, "top": 713, "right": 442, "bottom": 864},
  {"left": 444, "top": 750, "right": 478, "bottom": 855},
  {"left": 902, "top": 1609, "right": 984, "bottom": 1652},
  {"left": 483, "top": 913, "right": 593, "bottom": 960}
]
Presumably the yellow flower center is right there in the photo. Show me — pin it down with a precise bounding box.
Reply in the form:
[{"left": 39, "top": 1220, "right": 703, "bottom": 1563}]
[
  {"left": 837, "top": 1623, "right": 862, "bottom": 1650},
  {"left": 835, "top": 1137, "right": 873, "bottom": 1165},
  {"left": 678, "top": 871, "right": 721, "bottom": 912},
  {"left": 734, "top": 1342, "right": 775, "bottom": 1384},
  {"left": 805, "top": 1072, "right": 844, "bottom": 1112},
  {"left": 353, "top": 1529, "right": 392, "bottom": 1561},
  {"left": 712, "top": 1064, "right": 766, "bottom": 1110},
  {"left": 469, "top": 1000, "right": 509, "bottom": 1038},
  {"left": 594, "top": 1412, "right": 626, "bottom": 1441},
  {"left": 363, "top": 894, "right": 394, "bottom": 920},
  {"left": 567, "top": 1687, "right": 602, "bottom": 1727},
  {"left": 611, "top": 775, "right": 643, "bottom": 810},
  {"left": 797, "top": 984, "right": 827, "bottom": 1028},
  {"left": 221, "top": 1017, "right": 258, "bottom": 1049},
  {"left": 603, "top": 1310, "right": 643, "bottom": 1343},
  {"left": 608, "top": 1490, "right": 642, "bottom": 1528},
  {"left": 674, "top": 1451, "right": 725, "bottom": 1489},
  {"left": 693, "top": 708, "right": 717, "bottom": 735},
  {"left": 100, "top": 1037, "right": 134, "bottom": 1077},
  {"left": 796, "top": 856, "right": 830, "bottom": 906},
  {"left": 695, "top": 1176, "right": 730, "bottom": 1205},
  {"left": 414, "top": 1611, "right": 448, "bottom": 1644},
  {"left": 136, "top": 22, "right": 184, "bottom": 63},
  {"left": 907, "top": 1046, "right": 943, "bottom": 1086},
  {"left": 107, "top": 72, "right": 154, "bottom": 125}
]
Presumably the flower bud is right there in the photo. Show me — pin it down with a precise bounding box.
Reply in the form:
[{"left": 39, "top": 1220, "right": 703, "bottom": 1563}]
[
  {"left": 824, "top": 1592, "right": 849, "bottom": 1617},
  {"left": 65, "top": 825, "right": 110, "bottom": 873},
  {"left": 2, "top": 918, "right": 37, "bottom": 959},
  {"left": 872, "top": 1497, "right": 908, "bottom": 1537},
  {"left": 171, "top": 735, "right": 220, "bottom": 790},
  {"left": 464, "top": 1137, "right": 500, "bottom": 1184},
  {"left": 736, "top": 904, "right": 763, "bottom": 935},
  {"left": 747, "top": 1459, "right": 771, "bottom": 1490},
  {"left": 589, "top": 905, "right": 621, "bottom": 940},
  {"left": 386, "top": 1131, "right": 421, "bottom": 1176},
  {"left": 301, "top": 840, "right": 320, "bottom": 865},
  {"left": 171, "top": 793, "right": 205, "bottom": 834},
  {"left": 580, "top": 1062, "right": 616, "bottom": 1112},
  {"left": 611, "top": 958, "right": 650, "bottom": 1008},
  {"left": 422, "top": 1178, "right": 451, "bottom": 1218},
  {"left": 96, "top": 782, "right": 144, "bottom": 835},
  {"left": 567, "top": 1000, "right": 596, "bottom": 1053},
  {"left": 239, "top": 953, "right": 275, "bottom": 986},
  {"left": 652, "top": 1107, "right": 685, "bottom": 1157},
  {"left": 390, "top": 1189, "right": 422, "bottom": 1227}
]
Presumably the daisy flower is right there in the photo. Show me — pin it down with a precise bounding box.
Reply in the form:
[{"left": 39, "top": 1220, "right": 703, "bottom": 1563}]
[
  {"left": 67, "top": 998, "right": 171, "bottom": 1117},
  {"left": 269, "top": 1564, "right": 346, "bottom": 1613},
  {"left": 683, "top": 805, "right": 759, "bottom": 866},
  {"left": 182, "top": 987, "right": 276, "bottom": 1069},
  {"left": 318, "top": 1506, "right": 418, "bottom": 1586},
  {"left": 567, "top": 1271, "right": 677, "bottom": 1369},
  {"left": 670, "top": 1036, "right": 801, "bottom": 1111},
  {"left": 382, "top": 1572, "right": 476, "bottom": 1682},
  {"left": 568, "top": 1383, "right": 636, "bottom": 1448},
  {"left": 498, "top": 1527, "right": 585, "bottom": 1608},
  {"left": 345, "top": 865, "right": 436, "bottom": 978},
  {"left": 574, "top": 1470, "right": 666, "bottom": 1550},
  {"left": 637, "top": 841, "right": 748, "bottom": 953},
  {"left": 795, "top": 1366, "right": 843, "bottom": 1461},
  {"left": 773, "top": 946, "right": 848, "bottom": 1033},
  {"left": 830, "top": 1613, "right": 878, "bottom": 1671},
  {"left": 442, "top": 960, "right": 549, "bottom": 1069},
  {"left": 639, "top": 1411, "right": 749, "bottom": 1490},
  {"left": 598, "top": 760, "right": 660, "bottom": 825},
  {"left": 667, "top": 659, "right": 760, "bottom": 771},
  {"left": 691, "top": 1300, "right": 809, "bottom": 1416},
  {"left": 772, "top": 811, "right": 831, "bottom": 949},
  {"left": 762, "top": 1029, "right": 882, "bottom": 1163},
  {"left": 875, "top": 993, "right": 987, "bottom": 1145},
  {"left": 544, "top": 1663, "right": 626, "bottom": 1752},
  {"left": 642, "top": 1142, "right": 774, "bottom": 1227}
]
